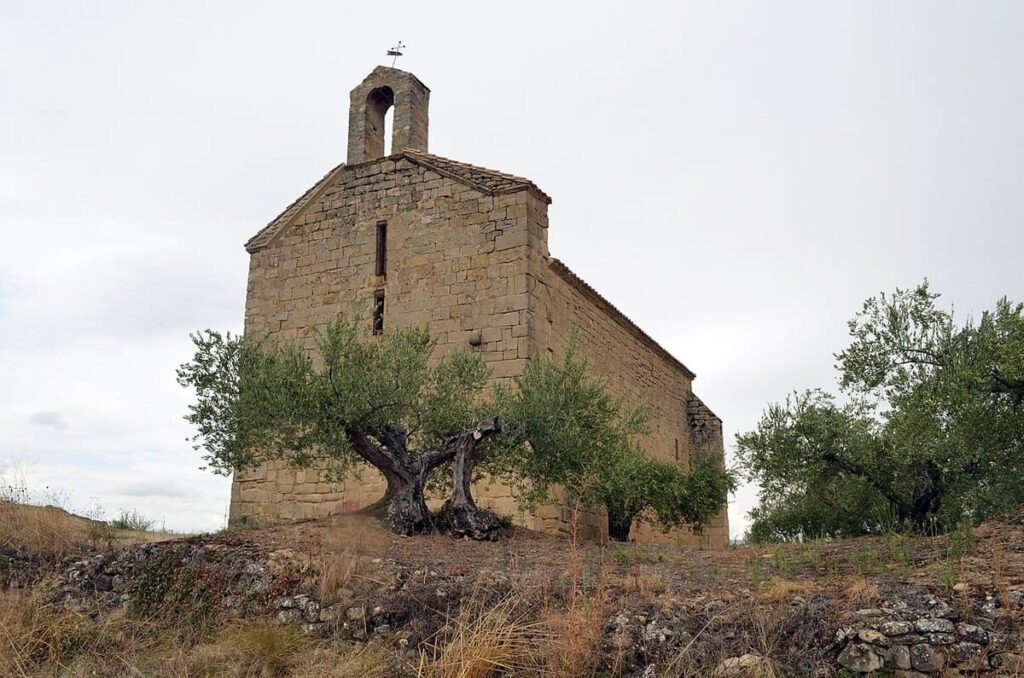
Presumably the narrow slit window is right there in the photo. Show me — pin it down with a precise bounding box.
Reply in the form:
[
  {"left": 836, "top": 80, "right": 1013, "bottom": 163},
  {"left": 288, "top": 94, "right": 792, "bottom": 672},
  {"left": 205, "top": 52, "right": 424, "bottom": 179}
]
[
  {"left": 375, "top": 220, "right": 387, "bottom": 276},
  {"left": 373, "top": 289, "right": 385, "bottom": 335},
  {"left": 674, "top": 439, "right": 680, "bottom": 461}
]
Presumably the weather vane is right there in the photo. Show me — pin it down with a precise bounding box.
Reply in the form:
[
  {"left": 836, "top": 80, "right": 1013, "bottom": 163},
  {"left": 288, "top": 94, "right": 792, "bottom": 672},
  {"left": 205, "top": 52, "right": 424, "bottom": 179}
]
[{"left": 387, "top": 41, "right": 406, "bottom": 67}]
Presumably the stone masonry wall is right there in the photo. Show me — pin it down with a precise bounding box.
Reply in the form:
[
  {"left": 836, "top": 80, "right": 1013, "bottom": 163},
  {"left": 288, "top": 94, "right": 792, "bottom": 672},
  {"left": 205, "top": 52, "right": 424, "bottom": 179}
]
[
  {"left": 231, "top": 155, "right": 545, "bottom": 528},
  {"left": 231, "top": 151, "right": 728, "bottom": 547},
  {"left": 526, "top": 254, "right": 729, "bottom": 546}
]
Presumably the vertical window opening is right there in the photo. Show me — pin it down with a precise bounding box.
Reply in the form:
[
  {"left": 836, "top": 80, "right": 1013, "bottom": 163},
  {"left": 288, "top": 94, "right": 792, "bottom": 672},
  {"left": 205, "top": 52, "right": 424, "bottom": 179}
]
[
  {"left": 364, "top": 86, "right": 395, "bottom": 161},
  {"left": 674, "top": 439, "right": 680, "bottom": 461},
  {"left": 375, "top": 221, "right": 388, "bottom": 277},
  {"left": 373, "top": 289, "right": 385, "bottom": 336},
  {"left": 383, "top": 105, "right": 394, "bottom": 156}
]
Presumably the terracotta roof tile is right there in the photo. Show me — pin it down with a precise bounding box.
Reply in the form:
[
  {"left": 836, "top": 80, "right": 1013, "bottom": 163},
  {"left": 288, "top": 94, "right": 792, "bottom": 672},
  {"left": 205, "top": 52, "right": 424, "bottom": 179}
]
[{"left": 403, "top": 150, "right": 552, "bottom": 204}]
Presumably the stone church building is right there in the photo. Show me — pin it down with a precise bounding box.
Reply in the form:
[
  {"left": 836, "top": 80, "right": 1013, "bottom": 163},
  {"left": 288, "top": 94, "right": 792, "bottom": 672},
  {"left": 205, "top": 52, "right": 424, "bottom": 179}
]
[{"left": 229, "top": 66, "right": 729, "bottom": 546}]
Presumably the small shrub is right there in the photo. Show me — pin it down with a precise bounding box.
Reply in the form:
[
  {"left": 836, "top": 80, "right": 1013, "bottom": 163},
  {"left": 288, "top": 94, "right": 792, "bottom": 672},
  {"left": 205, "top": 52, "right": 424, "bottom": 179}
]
[
  {"left": 127, "top": 549, "right": 222, "bottom": 637},
  {"left": 940, "top": 557, "right": 959, "bottom": 591},
  {"left": 110, "top": 509, "right": 154, "bottom": 532},
  {"left": 612, "top": 549, "right": 630, "bottom": 567},
  {"left": 801, "top": 538, "right": 825, "bottom": 570},
  {"left": 950, "top": 520, "right": 976, "bottom": 558}
]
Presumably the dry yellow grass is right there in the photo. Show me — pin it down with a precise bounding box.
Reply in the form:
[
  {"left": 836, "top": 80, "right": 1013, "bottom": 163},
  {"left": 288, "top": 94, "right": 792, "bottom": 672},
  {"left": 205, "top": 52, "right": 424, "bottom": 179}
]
[
  {"left": 180, "top": 620, "right": 304, "bottom": 677},
  {"left": 0, "top": 500, "right": 179, "bottom": 565},
  {"left": 290, "top": 642, "right": 392, "bottom": 678},
  {"left": 621, "top": 569, "right": 669, "bottom": 597},
  {"left": 418, "top": 589, "right": 547, "bottom": 678},
  {"left": 0, "top": 588, "right": 147, "bottom": 677},
  {"left": 0, "top": 501, "right": 87, "bottom": 561},
  {"left": 757, "top": 578, "right": 823, "bottom": 604},
  {"left": 317, "top": 548, "right": 360, "bottom": 605},
  {"left": 844, "top": 575, "right": 880, "bottom": 606}
]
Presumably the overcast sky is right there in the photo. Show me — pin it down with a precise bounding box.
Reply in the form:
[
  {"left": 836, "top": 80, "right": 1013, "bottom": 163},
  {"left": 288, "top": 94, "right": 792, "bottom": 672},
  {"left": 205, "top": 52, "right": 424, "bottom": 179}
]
[{"left": 2, "top": 2, "right": 1021, "bottom": 537}]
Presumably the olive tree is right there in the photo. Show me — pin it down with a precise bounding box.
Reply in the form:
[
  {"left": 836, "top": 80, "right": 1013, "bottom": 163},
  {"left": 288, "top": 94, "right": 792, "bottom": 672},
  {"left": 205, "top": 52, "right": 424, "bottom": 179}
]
[
  {"left": 179, "top": 320, "right": 733, "bottom": 542},
  {"left": 737, "top": 282, "right": 1024, "bottom": 540},
  {"left": 177, "top": 319, "right": 504, "bottom": 539},
  {"left": 493, "top": 342, "right": 734, "bottom": 541}
]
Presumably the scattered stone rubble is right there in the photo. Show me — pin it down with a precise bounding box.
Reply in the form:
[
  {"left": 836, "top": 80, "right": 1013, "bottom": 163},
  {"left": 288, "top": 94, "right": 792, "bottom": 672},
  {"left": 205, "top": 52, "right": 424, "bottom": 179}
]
[
  {"left": 832, "top": 587, "right": 1023, "bottom": 675},
  {"left": 32, "top": 535, "right": 1024, "bottom": 676},
  {"left": 48, "top": 538, "right": 306, "bottom": 618}
]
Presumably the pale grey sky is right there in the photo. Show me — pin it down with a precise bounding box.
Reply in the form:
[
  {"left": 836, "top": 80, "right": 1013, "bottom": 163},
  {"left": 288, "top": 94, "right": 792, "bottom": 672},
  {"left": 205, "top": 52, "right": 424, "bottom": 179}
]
[{"left": 1, "top": 1, "right": 1021, "bottom": 536}]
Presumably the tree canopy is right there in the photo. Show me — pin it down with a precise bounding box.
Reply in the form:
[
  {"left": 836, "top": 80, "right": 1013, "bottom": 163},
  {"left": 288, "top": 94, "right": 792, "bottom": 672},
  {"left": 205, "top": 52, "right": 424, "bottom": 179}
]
[
  {"left": 492, "top": 342, "right": 734, "bottom": 541},
  {"left": 178, "top": 318, "right": 733, "bottom": 542},
  {"left": 737, "top": 282, "right": 1024, "bottom": 541}
]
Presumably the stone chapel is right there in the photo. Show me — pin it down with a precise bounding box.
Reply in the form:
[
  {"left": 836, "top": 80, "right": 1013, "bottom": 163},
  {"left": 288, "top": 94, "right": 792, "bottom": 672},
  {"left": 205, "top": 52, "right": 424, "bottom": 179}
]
[{"left": 229, "top": 66, "right": 729, "bottom": 546}]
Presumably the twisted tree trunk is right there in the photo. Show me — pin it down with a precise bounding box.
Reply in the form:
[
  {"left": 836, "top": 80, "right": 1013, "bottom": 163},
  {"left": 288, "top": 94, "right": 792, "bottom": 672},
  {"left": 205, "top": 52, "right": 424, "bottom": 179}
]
[
  {"left": 345, "top": 418, "right": 504, "bottom": 539},
  {"left": 439, "top": 417, "right": 504, "bottom": 541},
  {"left": 345, "top": 424, "right": 440, "bottom": 535}
]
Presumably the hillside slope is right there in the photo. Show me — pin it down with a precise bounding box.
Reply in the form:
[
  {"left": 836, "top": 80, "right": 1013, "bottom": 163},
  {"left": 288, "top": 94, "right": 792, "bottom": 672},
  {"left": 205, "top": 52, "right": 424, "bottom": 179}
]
[{"left": 2, "top": 502, "right": 1023, "bottom": 676}]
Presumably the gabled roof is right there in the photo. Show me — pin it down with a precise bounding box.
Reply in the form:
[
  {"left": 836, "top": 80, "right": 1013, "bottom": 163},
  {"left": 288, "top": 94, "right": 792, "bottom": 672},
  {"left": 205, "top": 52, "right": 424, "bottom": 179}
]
[
  {"left": 245, "top": 162, "right": 347, "bottom": 253},
  {"left": 404, "top": 150, "right": 551, "bottom": 205},
  {"left": 245, "top": 151, "right": 550, "bottom": 253},
  {"left": 549, "top": 258, "right": 697, "bottom": 381}
]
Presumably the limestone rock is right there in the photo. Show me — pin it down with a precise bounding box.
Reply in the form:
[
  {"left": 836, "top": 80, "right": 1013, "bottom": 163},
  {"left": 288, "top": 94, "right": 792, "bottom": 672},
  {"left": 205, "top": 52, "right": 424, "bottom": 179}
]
[
  {"left": 858, "top": 628, "right": 890, "bottom": 646},
  {"left": 711, "top": 653, "right": 772, "bottom": 677},
  {"left": 910, "top": 643, "right": 945, "bottom": 672},
  {"left": 882, "top": 621, "right": 914, "bottom": 636},
  {"left": 914, "top": 618, "right": 954, "bottom": 634},
  {"left": 275, "top": 609, "right": 302, "bottom": 624},
  {"left": 889, "top": 644, "right": 912, "bottom": 670},
  {"left": 837, "top": 643, "right": 885, "bottom": 673},
  {"left": 956, "top": 622, "right": 988, "bottom": 644}
]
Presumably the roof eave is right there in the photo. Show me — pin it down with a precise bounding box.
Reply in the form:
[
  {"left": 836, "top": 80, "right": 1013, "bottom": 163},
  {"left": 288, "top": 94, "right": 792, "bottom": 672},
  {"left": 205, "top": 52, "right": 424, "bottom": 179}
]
[{"left": 548, "top": 258, "right": 698, "bottom": 381}]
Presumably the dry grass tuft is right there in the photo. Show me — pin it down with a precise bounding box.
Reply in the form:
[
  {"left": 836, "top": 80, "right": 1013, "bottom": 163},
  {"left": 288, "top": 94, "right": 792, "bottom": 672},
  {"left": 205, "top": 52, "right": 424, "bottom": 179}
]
[
  {"left": 291, "top": 641, "right": 393, "bottom": 678},
  {"left": 317, "top": 548, "right": 360, "bottom": 604},
  {"left": 542, "top": 593, "right": 610, "bottom": 678},
  {"left": 183, "top": 620, "right": 304, "bottom": 677},
  {"left": 418, "top": 590, "right": 547, "bottom": 678},
  {"left": 541, "top": 505, "right": 613, "bottom": 678},
  {"left": 844, "top": 575, "right": 879, "bottom": 606},
  {"left": 0, "top": 588, "right": 144, "bottom": 676},
  {"left": 758, "top": 578, "right": 822, "bottom": 604},
  {"left": 621, "top": 569, "right": 669, "bottom": 597}
]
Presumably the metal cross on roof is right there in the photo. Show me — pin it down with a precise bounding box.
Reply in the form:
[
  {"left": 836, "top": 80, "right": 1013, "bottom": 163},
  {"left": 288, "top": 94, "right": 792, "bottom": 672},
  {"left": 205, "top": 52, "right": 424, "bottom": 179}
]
[{"left": 387, "top": 41, "right": 406, "bottom": 67}]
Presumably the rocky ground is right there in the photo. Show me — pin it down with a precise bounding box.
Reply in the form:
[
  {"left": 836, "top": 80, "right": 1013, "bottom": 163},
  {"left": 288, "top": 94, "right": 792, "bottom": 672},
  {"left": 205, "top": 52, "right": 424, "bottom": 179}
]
[{"left": 3, "top": 503, "right": 1023, "bottom": 676}]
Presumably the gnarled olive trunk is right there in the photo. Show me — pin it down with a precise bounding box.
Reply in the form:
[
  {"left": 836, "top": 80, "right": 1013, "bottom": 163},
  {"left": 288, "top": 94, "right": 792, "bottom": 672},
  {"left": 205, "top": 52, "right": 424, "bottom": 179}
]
[
  {"left": 439, "top": 417, "right": 503, "bottom": 541},
  {"left": 346, "top": 418, "right": 504, "bottom": 540},
  {"left": 346, "top": 424, "right": 441, "bottom": 536},
  {"left": 378, "top": 462, "right": 433, "bottom": 536}
]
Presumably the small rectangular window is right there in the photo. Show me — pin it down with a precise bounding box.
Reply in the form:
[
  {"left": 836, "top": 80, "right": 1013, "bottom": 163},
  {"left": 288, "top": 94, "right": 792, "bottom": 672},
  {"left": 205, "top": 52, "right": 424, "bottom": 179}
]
[
  {"left": 674, "top": 439, "right": 680, "bottom": 461},
  {"left": 373, "top": 289, "right": 385, "bottom": 335},
  {"left": 375, "top": 220, "right": 387, "bottom": 277}
]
